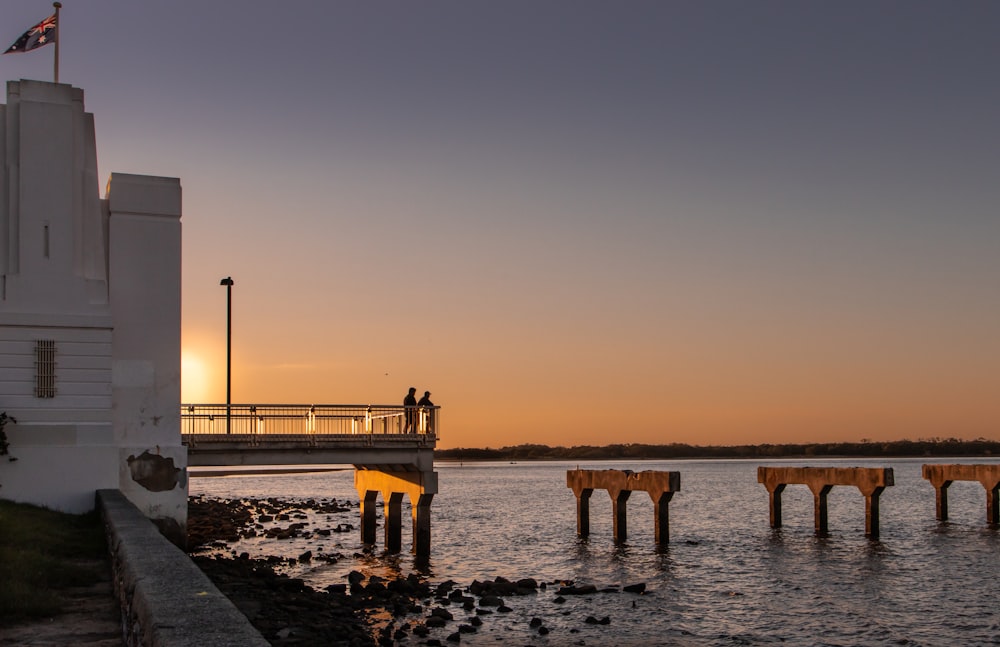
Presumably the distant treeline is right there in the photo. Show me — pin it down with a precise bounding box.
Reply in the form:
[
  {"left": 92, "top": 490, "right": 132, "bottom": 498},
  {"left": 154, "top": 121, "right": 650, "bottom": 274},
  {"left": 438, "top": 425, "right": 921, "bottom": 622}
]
[{"left": 435, "top": 439, "right": 1000, "bottom": 461}]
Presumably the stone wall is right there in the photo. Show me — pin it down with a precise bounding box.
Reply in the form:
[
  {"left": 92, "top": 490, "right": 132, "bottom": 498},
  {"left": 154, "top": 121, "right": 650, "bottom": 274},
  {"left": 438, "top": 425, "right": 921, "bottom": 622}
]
[{"left": 97, "top": 489, "right": 268, "bottom": 647}]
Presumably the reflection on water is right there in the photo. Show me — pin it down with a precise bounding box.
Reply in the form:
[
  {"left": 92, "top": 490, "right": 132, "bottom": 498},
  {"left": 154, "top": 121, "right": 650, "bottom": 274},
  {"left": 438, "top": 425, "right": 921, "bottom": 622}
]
[{"left": 191, "top": 457, "right": 1000, "bottom": 645}]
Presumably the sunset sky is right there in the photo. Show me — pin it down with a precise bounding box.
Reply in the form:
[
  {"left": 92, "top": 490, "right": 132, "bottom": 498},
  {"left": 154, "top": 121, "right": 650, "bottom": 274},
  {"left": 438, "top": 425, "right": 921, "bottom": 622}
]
[{"left": 4, "top": 2, "right": 997, "bottom": 448}]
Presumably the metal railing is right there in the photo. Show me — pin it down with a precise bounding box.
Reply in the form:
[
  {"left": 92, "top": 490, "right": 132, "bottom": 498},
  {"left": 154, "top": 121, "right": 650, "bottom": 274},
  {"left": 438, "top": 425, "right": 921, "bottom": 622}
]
[{"left": 180, "top": 404, "right": 439, "bottom": 438}]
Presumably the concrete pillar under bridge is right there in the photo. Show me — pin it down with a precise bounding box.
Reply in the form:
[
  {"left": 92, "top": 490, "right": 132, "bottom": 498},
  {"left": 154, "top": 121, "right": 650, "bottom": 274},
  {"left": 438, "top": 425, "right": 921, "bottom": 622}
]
[{"left": 355, "top": 468, "right": 438, "bottom": 557}]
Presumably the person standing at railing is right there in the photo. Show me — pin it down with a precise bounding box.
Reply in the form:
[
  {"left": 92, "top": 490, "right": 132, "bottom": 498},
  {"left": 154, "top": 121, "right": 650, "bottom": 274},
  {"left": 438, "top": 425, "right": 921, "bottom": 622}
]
[
  {"left": 403, "top": 387, "right": 418, "bottom": 433},
  {"left": 417, "top": 391, "right": 434, "bottom": 433}
]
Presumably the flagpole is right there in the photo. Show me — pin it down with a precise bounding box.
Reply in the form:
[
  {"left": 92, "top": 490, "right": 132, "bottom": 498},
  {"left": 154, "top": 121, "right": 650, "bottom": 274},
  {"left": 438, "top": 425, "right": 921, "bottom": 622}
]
[{"left": 53, "top": 2, "right": 61, "bottom": 83}]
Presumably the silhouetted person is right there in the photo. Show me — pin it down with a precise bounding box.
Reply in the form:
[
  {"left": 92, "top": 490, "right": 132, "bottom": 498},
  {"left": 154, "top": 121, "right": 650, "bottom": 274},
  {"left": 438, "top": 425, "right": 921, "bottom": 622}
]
[
  {"left": 403, "top": 387, "right": 417, "bottom": 433},
  {"left": 417, "top": 391, "right": 434, "bottom": 433}
]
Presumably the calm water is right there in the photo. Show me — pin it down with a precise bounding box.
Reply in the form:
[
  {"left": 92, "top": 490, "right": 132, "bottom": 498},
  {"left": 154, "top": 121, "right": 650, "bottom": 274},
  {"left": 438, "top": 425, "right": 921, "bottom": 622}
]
[{"left": 190, "top": 458, "right": 1000, "bottom": 646}]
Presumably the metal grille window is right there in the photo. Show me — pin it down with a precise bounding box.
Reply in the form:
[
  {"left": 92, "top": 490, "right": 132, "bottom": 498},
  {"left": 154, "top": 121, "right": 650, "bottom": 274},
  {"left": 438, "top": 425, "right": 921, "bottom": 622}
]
[{"left": 35, "top": 340, "right": 56, "bottom": 398}]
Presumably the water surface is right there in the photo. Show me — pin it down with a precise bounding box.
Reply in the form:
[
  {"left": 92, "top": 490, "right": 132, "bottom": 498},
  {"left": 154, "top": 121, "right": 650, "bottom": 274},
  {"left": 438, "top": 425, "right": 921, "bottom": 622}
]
[{"left": 191, "top": 458, "right": 1000, "bottom": 646}]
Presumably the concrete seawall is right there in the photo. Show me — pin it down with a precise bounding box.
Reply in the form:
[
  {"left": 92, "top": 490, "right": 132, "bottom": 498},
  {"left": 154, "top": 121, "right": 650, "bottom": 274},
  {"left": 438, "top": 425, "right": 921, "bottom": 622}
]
[{"left": 96, "top": 489, "right": 269, "bottom": 647}]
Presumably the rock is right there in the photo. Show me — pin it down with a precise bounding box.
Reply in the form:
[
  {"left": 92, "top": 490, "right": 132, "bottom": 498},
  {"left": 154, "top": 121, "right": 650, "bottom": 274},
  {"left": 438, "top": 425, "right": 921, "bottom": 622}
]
[
  {"left": 557, "top": 584, "right": 597, "bottom": 595},
  {"left": 347, "top": 570, "right": 365, "bottom": 585},
  {"left": 479, "top": 595, "right": 503, "bottom": 607},
  {"left": 553, "top": 596, "right": 566, "bottom": 604},
  {"left": 539, "top": 626, "right": 550, "bottom": 635},
  {"left": 529, "top": 618, "right": 543, "bottom": 628},
  {"left": 431, "top": 607, "right": 454, "bottom": 621},
  {"left": 446, "top": 631, "right": 461, "bottom": 643},
  {"left": 623, "top": 583, "right": 646, "bottom": 594},
  {"left": 458, "top": 624, "right": 477, "bottom": 634},
  {"left": 298, "top": 550, "right": 312, "bottom": 563},
  {"left": 426, "top": 616, "right": 448, "bottom": 629}
]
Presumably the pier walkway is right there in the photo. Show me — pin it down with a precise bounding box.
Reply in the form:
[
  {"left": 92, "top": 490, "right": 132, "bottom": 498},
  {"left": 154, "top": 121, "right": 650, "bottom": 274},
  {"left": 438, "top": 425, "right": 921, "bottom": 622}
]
[{"left": 181, "top": 404, "right": 438, "bottom": 555}]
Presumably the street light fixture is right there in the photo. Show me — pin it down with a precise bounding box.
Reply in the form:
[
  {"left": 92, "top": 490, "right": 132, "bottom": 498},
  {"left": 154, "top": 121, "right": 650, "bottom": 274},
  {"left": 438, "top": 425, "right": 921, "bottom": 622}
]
[{"left": 220, "top": 277, "right": 234, "bottom": 434}]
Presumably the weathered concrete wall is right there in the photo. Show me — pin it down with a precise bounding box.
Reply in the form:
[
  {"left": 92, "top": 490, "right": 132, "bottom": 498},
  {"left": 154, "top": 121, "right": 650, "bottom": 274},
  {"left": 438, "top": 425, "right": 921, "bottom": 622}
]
[
  {"left": 0, "top": 81, "right": 187, "bottom": 543},
  {"left": 0, "top": 81, "right": 116, "bottom": 513},
  {"left": 107, "top": 172, "right": 187, "bottom": 545},
  {"left": 97, "top": 489, "right": 268, "bottom": 647}
]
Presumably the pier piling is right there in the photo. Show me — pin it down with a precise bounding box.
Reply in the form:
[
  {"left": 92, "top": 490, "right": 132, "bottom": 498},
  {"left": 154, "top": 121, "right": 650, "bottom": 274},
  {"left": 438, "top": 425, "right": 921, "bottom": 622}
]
[
  {"left": 355, "top": 469, "right": 438, "bottom": 556},
  {"left": 757, "top": 466, "right": 893, "bottom": 538},
  {"left": 921, "top": 464, "right": 1000, "bottom": 524},
  {"left": 567, "top": 469, "right": 681, "bottom": 544}
]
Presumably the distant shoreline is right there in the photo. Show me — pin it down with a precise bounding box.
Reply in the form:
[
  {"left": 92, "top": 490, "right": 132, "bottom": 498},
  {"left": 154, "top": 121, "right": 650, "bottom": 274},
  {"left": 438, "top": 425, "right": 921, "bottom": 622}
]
[{"left": 433, "top": 439, "right": 1000, "bottom": 462}]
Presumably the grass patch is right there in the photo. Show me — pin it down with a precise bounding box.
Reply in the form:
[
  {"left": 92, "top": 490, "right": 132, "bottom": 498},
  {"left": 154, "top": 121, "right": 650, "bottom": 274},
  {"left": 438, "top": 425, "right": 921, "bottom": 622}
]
[{"left": 0, "top": 499, "right": 108, "bottom": 624}]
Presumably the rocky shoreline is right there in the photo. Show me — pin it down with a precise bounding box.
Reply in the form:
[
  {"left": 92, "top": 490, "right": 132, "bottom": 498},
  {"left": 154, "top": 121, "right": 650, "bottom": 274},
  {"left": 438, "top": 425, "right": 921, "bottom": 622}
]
[{"left": 188, "top": 496, "right": 649, "bottom": 646}]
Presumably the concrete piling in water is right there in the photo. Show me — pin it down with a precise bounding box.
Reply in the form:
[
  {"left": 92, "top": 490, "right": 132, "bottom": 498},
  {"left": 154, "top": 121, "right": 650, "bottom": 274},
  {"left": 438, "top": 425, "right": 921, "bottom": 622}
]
[
  {"left": 567, "top": 469, "right": 681, "bottom": 544},
  {"left": 355, "top": 468, "right": 438, "bottom": 556},
  {"left": 921, "top": 464, "right": 1000, "bottom": 524},
  {"left": 757, "top": 466, "right": 894, "bottom": 538}
]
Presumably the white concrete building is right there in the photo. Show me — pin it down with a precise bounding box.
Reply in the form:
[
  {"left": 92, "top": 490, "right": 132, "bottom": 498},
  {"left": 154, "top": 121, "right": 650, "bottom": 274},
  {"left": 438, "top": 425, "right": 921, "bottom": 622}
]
[{"left": 0, "top": 80, "right": 186, "bottom": 543}]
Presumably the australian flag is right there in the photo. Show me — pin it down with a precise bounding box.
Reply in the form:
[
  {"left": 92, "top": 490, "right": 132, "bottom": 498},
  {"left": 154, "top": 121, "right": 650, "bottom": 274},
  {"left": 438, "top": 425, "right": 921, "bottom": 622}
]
[{"left": 4, "top": 14, "right": 57, "bottom": 54}]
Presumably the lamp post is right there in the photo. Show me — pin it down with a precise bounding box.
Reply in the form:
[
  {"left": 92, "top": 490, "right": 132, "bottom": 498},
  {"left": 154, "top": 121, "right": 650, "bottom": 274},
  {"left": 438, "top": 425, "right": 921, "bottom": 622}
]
[{"left": 220, "top": 277, "right": 234, "bottom": 434}]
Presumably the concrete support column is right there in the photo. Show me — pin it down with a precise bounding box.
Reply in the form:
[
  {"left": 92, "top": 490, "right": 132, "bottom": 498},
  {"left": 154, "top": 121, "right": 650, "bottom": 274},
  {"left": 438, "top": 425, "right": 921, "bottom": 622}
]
[
  {"left": 360, "top": 490, "right": 379, "bottom": 546},
  {"left": 575, "top": 488, "right": 593, "bottom": 537},
  {"left": 355, "top": 468, "right": 437, "bottom": 555},
  {"left": 412, "top": 493, "right": 433, "bottom": 557},
  {"left": 611, "top": 490, "right": 631, "bottom": 543},
  {"left": 812, "top": 485, "right": 832, "bottom": 535},
  {"left": 864, "top": 487, "right": 885, "bottom": 539},
  {"left": 385, "top": 492, "right": 404, "bottom": 553},
  {"left": 767, "top": 483, "right": 786, "bottom": 528},
  {"left": 651, "top": 491, "right": 674, "bottom": 544},
  {"left": 934, "top": 481, "right": 952, "bottom": 521},
  {"left": 986, "top": 482, "right": 1000, "bottom": 525}
]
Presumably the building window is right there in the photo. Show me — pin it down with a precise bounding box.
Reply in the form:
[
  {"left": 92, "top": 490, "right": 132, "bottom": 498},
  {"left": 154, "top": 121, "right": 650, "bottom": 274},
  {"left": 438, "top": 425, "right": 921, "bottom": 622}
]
[{"left": 35, "top": 340, "right": 56, "bottom": 398}]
